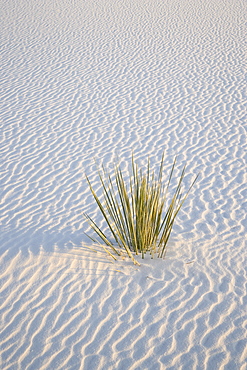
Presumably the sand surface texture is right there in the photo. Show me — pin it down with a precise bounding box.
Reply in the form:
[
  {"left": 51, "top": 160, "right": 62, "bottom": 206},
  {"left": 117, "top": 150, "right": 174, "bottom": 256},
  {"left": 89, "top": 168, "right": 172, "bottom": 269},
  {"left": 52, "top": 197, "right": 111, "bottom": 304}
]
[{"left": 1, "top": 0, "right": 246, "bottom": 369}]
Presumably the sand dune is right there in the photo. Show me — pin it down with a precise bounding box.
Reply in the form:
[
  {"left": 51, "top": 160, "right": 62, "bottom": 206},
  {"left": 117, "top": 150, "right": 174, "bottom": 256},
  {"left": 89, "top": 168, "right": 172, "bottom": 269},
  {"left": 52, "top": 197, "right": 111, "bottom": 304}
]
[{"left": 1, "top": 0, "right": 246, "bottom": 368}]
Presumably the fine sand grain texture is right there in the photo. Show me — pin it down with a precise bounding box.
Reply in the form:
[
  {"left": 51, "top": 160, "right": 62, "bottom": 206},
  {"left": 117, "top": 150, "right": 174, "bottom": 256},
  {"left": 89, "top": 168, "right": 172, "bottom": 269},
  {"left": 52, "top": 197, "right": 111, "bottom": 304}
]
[{"left": 1, "top": 0, "right": 246, "bottom": 369}]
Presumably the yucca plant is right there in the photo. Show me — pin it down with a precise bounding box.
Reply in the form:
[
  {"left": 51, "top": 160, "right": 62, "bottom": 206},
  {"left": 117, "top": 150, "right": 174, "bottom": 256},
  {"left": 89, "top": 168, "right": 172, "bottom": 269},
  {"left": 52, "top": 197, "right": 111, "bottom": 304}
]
[{"left": 84, "top": 153, "right": 199, "bottom": 265}]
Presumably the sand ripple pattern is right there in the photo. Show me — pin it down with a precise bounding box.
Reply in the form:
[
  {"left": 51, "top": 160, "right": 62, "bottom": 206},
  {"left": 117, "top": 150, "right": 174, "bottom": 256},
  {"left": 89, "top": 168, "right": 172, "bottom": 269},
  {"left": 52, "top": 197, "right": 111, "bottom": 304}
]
[
  {"left": 0, "top": 242, "right": 246, "bottom": 369},
  {"left": 1, "top": 0, "right": 246, "bottom": 368}
]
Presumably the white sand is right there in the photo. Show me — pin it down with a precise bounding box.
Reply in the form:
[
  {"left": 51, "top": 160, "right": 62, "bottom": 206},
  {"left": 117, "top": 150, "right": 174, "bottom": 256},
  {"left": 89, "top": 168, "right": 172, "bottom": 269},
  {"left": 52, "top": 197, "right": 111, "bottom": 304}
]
[{"left": 1, "top": 0, "right": 246, "bottom": 368}]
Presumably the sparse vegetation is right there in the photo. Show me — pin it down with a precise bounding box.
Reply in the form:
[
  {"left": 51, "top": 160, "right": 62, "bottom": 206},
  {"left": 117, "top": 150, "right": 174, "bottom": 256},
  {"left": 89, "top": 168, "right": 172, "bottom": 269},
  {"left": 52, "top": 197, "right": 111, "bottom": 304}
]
[{"left": 84, "top": 153, "right": 199, "bottom": 265}]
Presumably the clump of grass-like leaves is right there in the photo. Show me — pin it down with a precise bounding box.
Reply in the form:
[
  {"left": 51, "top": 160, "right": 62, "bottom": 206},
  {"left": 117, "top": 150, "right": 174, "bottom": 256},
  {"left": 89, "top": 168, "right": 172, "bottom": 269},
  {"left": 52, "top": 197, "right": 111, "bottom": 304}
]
[{"left": 84, "top": 154, "right": 198, "bottom": 265}]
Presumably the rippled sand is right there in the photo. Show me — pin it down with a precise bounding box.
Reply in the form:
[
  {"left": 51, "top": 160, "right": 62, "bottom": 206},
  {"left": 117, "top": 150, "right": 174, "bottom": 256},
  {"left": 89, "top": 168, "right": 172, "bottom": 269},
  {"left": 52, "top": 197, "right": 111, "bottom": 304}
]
[{"left": 1, "top": 0, "right": 246, "bottom": 368}]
